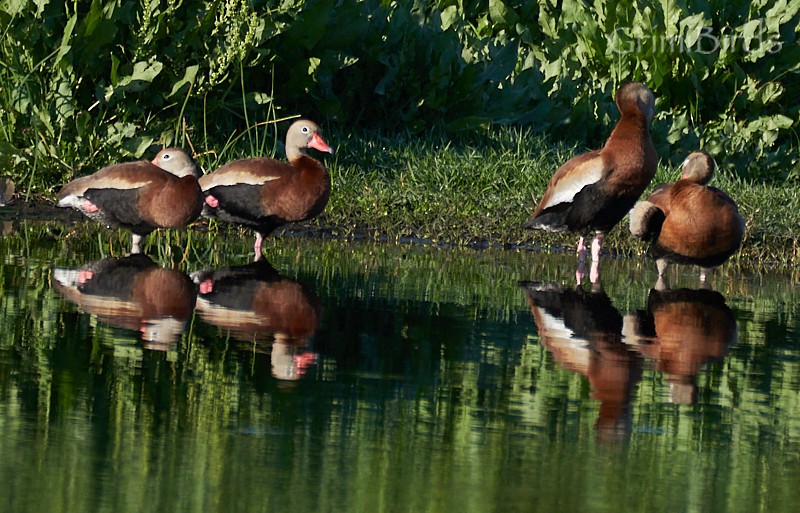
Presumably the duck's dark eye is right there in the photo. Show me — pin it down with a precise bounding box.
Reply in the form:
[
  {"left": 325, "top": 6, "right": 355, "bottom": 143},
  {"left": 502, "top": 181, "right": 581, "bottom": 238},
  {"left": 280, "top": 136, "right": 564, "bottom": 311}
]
[
  {"left": 301, "top": 126, "right": 310, "bottom": 133},
  {"left": 163, "top": 154, "right": 171, "bottom": 160}
]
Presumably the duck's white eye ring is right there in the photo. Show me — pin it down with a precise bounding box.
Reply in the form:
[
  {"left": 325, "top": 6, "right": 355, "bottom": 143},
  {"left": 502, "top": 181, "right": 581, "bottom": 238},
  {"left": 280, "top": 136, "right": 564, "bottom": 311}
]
[
  {"left": 163, "top": 154, "right": 171, "bottom": 160},
  {"left": 301, "top": 126, "right": 310, "bottom": 133}
]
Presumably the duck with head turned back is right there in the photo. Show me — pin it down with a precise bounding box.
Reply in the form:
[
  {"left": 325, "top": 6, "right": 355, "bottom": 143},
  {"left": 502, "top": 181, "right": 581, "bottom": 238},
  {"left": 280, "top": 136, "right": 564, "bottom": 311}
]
[
  {"left": 57, "top": 148, "right": 203, "bottom": 254},
  {"left": 199, "top": 119, "right": 334, "bottom": 261},
  {"left": 629, "top": 150, "right": 745, "bottom": 286},
  {"left": 524, "top": 82, "right": 658, "bottom": 284}
]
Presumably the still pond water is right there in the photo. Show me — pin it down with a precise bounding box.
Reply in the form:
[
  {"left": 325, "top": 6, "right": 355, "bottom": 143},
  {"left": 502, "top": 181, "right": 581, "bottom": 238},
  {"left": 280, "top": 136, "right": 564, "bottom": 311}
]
[{"left": 2, "top": 220, "right": 800, "bottom": 513}]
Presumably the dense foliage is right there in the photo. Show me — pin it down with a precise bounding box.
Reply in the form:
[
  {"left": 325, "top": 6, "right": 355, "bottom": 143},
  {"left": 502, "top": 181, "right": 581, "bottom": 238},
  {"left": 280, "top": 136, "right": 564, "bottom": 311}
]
[{"left": 0, "top": 0, "right": 798, "bottom": 194}]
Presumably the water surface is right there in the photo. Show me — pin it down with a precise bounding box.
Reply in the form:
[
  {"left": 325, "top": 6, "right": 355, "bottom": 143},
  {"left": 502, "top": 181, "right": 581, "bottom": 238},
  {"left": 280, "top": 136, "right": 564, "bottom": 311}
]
[{"left": 1, "top": 220, "right": 800, "bottom": 512}]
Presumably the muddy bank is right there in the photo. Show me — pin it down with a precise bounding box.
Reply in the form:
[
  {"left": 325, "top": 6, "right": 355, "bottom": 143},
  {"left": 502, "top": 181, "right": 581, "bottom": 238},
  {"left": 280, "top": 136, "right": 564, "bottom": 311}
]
[{"left": 0, "top": 201, "right": 83, "bottom": 223}]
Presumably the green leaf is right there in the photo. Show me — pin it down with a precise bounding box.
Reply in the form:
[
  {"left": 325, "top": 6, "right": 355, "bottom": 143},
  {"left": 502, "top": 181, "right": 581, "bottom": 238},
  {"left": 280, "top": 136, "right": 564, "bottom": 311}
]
[
  {"left": 54, "top": 73, "right": 75, "bottom": 122},
  {"left": 54, "top": 14, "right": 77, "bottom": 67},
  {"left": 105, "top": 59, "right": 163, "bottom": 101},
  {"left": 440, "top": 5, "right": 458, "bottom": 31},
  {"left": 680, "top": 13, "right": 706, "bottom": 49},
  {"left": 167, "top": 65, "right": 199, "bottom": 98},
  {"left": 122, "top": 136, "right": 154, "bottom": 157},
  {"left": 754, "top": 82, "right": 784, "bottom": 105}
]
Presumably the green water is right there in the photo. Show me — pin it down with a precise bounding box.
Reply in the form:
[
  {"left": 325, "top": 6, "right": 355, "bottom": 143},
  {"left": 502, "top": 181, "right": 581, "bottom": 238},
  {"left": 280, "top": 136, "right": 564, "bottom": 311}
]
[{"left": 2, "top": 221, "right": 800, "bottom": 513}]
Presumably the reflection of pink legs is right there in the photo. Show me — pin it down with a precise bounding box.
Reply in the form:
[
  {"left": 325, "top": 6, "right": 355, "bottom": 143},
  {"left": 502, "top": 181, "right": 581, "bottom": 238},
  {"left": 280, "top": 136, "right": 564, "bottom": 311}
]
[
  {"left": 576, "top": 236, "right": 586, "bottom": 259},
  {"left": 294, "top": 351, "right": 319, "bottom": 373},
  {"left": 576, "top": 236, "right": 586, "bottom": 284},
  {"left": 590, "top": 259, "right": 599, "bottom": 284},
  {"left": 199, "top": 279, "right": 214, "bottom": 295}
]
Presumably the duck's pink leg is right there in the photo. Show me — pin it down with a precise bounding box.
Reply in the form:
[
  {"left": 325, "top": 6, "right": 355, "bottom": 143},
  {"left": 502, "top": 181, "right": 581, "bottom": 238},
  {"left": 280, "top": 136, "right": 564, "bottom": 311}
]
[
  {"left": 591, "top": 232, "right": 604, "bottom": 262},
  {"left": 82, "top": 199, "right": 99, "bottom": 213},
  {"left": 254, "top": 233, "right": 264, "bottom": 261}
]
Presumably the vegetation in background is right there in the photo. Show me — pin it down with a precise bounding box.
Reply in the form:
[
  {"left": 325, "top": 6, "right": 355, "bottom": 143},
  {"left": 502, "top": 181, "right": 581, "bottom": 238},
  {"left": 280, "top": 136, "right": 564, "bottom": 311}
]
[{"left": 0, "top": 0, "right": 797, "bottom": 196}]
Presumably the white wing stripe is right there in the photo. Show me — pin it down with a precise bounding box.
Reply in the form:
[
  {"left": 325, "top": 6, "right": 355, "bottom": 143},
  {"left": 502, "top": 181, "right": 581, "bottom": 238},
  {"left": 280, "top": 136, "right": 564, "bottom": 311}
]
[{"left": 541, "top": 160, "right": 605, "bottom": 210}]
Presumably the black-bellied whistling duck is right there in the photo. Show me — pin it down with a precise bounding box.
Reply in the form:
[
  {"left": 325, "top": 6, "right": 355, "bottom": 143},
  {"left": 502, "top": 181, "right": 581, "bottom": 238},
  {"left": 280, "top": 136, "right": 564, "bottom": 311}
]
[
  {"left": 57, "top": 148, "right": 202, "bottom": 254},
  {"left": 524, "top": 82, "right": 657, "bottom": 283},
  {"left": 199, "top": 119, "right": 334, "bottom": 260},
  {"left": 52, "top": 254, "right": 197, "bottom": 348},
  {"left": 623, "top": 287, "right": 736, "bottom": 404},
  {"left": 191, "top": 259, "right": 321, "bottom": 380},
  {"left": 519, "top": 281, "right": 642, "bottom": 442},
  {"left": 629, "top": 150, "right": 745, "bottom": 283}
]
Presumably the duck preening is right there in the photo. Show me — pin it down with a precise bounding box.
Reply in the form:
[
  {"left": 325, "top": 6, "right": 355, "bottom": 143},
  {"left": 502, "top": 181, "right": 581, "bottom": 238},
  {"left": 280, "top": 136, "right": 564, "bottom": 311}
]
[
  {"left": 629, "top": 150, "right": 745, "bottom": 283},
  {"left": 199, "top": 119, "right": 334, "bottom": 261},
  {"left": 524, "top": 82, "right": 658, "bottom": 283},
  {"left": 57, "top": 148, "right": 203, "bottom": 253}
]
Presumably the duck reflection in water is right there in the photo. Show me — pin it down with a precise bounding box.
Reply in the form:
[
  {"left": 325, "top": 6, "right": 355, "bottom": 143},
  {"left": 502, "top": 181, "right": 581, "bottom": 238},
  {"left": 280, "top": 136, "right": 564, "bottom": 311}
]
[
  {"left": 191, "top": 259, "right": 320, "bottom": 381},
  {"left": 624, "top": 286, "right": 736, "bottom": 404},
  {"left": 520, "top": 281, "right": 642, "bottom": 442},
  {"left": 52, "top": 254, "right": 196, "bottom": 350}
]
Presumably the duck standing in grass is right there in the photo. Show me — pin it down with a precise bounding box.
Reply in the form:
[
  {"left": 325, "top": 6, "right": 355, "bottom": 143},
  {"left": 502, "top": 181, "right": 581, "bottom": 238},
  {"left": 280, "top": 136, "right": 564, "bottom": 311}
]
[
  {"left": 629, "top": 150, "right": 745, "bottom": 285},
  {"left": 199, "top": 119, "right": 334, "bottom": 261},
  {"left": 57, "top": 148, "right": 202, "bottom": 254},
  {"left": 524, "top": 82, "right": 658, "bottom": 283}
]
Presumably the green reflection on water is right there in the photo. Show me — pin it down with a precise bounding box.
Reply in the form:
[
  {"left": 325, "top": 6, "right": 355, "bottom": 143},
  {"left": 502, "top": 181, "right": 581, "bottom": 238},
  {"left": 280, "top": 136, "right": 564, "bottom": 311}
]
[{"left": 0, "top": 221, "right": 799, "bottom": 513}]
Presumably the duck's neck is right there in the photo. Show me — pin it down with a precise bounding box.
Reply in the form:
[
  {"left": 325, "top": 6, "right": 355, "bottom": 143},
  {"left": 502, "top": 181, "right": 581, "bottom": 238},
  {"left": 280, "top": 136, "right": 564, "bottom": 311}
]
[
  {"left": 607, "top": 112, "right": 650, "bottom": 145},
  {"left": 286, "top": 147, "right": 306, "bottom": 162}
]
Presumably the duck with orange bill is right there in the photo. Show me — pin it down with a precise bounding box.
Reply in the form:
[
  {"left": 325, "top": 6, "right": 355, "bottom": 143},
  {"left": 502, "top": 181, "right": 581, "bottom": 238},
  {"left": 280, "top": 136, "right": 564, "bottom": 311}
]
[{"left": 199, "top": 119, "right": 334, "bottom": 261}]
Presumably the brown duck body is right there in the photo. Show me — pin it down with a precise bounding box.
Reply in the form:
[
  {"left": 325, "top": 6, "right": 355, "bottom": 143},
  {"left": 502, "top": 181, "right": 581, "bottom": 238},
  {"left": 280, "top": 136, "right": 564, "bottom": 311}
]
[
  {"left": 630, "top": 151, "right": 744, "bottom": 279},
  {"left": 57, "top": 148, "right": 202, "bottom": 252},
  {"left": 525, "top": 82, "right": 657, "bottom": 233},
  {"left": 524, "top": 82, "right": 657, "bottom": 273},
  {"left": 199, "top": 154, "right": 330, "bottom": 236},
  {"left": 646, "top": 182, "right": 743, "bottom": 267},
  {"left": 199, "top": 119, "right": 333, "bottom": 259}
]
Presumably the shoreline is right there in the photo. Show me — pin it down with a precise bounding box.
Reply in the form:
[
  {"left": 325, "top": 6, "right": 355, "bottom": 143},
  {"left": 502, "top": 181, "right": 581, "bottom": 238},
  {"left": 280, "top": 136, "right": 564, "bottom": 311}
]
[{"left": 2, "top": 200, "right": 797, "bottom": 275}]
